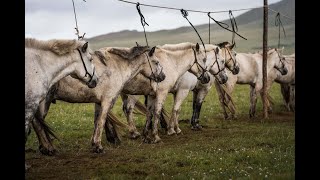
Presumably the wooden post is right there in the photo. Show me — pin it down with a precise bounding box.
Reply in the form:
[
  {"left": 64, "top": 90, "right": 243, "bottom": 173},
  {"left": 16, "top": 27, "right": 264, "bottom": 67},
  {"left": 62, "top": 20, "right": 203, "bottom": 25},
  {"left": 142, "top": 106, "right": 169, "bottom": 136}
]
[{"left": 262, "top": 0, "right": 268, "bottom": 118}]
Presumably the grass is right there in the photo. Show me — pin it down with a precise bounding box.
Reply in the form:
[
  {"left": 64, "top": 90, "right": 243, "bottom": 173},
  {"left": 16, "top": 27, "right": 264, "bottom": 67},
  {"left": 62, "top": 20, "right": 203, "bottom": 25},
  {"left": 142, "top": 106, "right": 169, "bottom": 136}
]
[{"left": 25, "top": 83, "right": 295, "bottom": 179}]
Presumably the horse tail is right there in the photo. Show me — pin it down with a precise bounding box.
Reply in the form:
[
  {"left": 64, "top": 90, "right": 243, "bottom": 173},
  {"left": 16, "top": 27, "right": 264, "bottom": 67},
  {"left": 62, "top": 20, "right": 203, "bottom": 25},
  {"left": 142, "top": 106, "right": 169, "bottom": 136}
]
[
  {"left": 134, "top": 98, "right": 169, "bottom": 129},
  {"left": 134, "top": 99, "right": 148, "bottom": 115},
  {"left": 159, "top": 107, "right": 169, "bottom": 130},
  {"left": 218, "top": 82, "right": 236, "bottom": 112},
  {"left": 106, "top": 112, "right": 128, "bottom": 129},
  {"left": 37, "top": 117, "right": 59, "bottom": 141}
]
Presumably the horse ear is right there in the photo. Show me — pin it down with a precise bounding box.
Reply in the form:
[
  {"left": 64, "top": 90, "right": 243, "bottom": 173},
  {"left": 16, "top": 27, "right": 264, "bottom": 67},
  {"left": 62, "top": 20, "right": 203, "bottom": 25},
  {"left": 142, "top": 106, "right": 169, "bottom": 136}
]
[
  {"left": 230, "top": 42, "right": 235, "bottom": 49},
  {"left": 148, "top": 46, "right": 156, "bottom": 56},
  {"left": 196, "top": 43, "right": 200, "bottom": 52},
  {"left": 81, "top": 42, "right": 88, "bottom": 53},
  {"left": 215, "top": 47, "right": 219, "bottom": 54}
]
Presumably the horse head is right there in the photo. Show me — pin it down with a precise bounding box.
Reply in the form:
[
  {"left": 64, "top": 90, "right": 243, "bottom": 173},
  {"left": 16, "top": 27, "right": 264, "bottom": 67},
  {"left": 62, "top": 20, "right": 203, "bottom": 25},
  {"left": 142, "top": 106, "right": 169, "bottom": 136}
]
[
  {"left": 217, "top": 41, "right": 239, "bottom": 75},
  {"left": 72, "top": 40, "right": 98, "bottom": 88},
  {"left": 144, "top": 46, "right": 166, "bottom": 82},
  {"left": 268, "top": 48, "right": 288, "bottom": 75},
  {"left": 207, "top": 45, "right": 228, "bottom": 84},
  {"left": 189, "top": 43, "right": 211, "bottom": 84}
]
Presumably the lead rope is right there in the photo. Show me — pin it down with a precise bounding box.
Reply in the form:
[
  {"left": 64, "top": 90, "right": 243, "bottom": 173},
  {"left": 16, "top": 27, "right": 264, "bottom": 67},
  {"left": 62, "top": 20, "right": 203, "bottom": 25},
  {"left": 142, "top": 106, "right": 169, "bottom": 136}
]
[
  {"left": 71, "top": 0, "right": 86, "bottom": 40},
  {"left": 136, "top": 2, "right": 149, "bottom": 47},
  {"left": 275, "top": 12, "right": 286, "bottom": 49}
]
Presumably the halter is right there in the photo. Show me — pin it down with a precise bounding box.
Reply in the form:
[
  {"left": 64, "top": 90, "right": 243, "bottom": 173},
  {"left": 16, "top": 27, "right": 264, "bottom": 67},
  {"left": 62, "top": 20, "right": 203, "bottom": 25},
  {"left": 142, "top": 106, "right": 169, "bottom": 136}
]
[
  {"left": 208, "top": 48, "right": 224, "bottom": 76},
  {"left": 224, "top": 47, "right": 237, "bottom": 71},
  {"left": 144, "top": 52, "right": 161, "bottom": 82},
  {"left": 192, "top": 47, "right": 208, "bottom": 80},
  {"left": 76, "top": 49, "right": 95, "bottom": 83}
]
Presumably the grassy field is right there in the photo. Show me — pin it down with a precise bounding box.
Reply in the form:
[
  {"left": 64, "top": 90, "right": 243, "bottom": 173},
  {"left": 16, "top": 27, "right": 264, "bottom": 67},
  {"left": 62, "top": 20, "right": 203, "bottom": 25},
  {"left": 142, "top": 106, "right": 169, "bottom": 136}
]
[{"left": 25, "top": 82, "right": 295, "bottom": 179}]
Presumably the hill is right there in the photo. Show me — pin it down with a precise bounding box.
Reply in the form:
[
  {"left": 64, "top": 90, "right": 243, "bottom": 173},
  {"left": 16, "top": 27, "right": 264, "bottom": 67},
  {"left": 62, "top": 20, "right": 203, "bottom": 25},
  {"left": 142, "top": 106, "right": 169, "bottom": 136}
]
[{"left": 87, "top": 0, "right": 295, "bottom": 54}]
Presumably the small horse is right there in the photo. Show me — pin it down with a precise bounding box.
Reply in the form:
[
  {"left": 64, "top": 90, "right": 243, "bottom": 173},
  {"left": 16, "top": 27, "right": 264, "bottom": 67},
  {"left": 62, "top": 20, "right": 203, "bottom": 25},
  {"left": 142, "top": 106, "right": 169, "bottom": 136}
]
[
  {"left": 117, "top": 43, "right": 227, "bottom": 142},
  {"left": 25, "top": 38, "right": 98, "bottom": 167},
  {"left": 32, "top": 45, "right": 166, "bottom": 154},
  {"left": 214, "top": 48, "right": 288, "bottom": 119}
]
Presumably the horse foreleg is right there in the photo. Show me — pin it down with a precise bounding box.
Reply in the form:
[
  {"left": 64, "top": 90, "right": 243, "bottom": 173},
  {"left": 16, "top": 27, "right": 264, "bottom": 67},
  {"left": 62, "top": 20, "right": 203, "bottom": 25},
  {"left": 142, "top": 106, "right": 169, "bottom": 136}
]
[
  {"left": 92, "top": 98, "right": 115, "bottom": 153},
  {"left": 152, "top": 93, "right": 168, "bottom": 143},
  {"left": 191, "top": 89, "right": 208, "bottom": 130},
  {"left": 168, "top": 90, "right": 189, "bottom": 135},
  {"left": 121, "top": 94, "right": 140, "bottom": 139},
  {"left": 142, "top": 95, "right": 154, "bottom": 143}
]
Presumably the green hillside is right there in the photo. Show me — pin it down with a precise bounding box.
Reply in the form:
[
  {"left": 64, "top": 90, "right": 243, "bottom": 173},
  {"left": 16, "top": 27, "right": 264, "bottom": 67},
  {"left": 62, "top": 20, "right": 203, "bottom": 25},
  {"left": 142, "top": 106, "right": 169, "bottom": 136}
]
[{"left": 87, "top": 0, "right": 295, "bottom": 54}]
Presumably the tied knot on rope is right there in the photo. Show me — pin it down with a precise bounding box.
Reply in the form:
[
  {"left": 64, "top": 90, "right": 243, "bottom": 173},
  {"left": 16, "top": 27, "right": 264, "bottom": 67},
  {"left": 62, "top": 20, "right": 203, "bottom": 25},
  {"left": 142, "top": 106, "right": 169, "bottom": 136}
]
[
  {"left": 72, "top": 0, "right": 86, "bottom": 40},
  {"left": 229, "top": 10, "right": 238, "bottom": 47},
  {"left": 275, "top": 12, "right": 286, "bottom": 49},
  {"left": 136, "top": 2, "right": 149, "bottom": 27},
  {"left": 136, "top": 2, "right": 149, "bottom": 46},
  {"left": 181, "top": 9, "right": 188, "bottom": 18}
]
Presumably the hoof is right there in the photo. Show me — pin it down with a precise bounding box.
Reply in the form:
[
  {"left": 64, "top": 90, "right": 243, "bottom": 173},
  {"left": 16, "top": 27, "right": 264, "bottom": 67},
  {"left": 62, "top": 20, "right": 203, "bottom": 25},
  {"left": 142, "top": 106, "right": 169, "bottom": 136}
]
[
  {"left": 129, "top": 131, "right": 141, "bottom": 139},
  {"left": 153, "top": 135, "right": 162, "bottom": 143},
  {"left": 92, "top": 144, "right": 104, "bottom": 154},
  {"left": 143, "top": 136, "right": 152, "bottom": 144},
  {"left": 167, "top": 128, "right": 176, "bottom": 136},
  {"left": 191, "top": 124, "right": 202, "bottom": 131},
  {"left": 175, "top": 128, "right": 182, "bottom": 134},
  {"left": 25, "top": 163, "right": 31, "bottom": 172},
  {"left": 39, "top": 145, "right": 57, "bottom": 156}
]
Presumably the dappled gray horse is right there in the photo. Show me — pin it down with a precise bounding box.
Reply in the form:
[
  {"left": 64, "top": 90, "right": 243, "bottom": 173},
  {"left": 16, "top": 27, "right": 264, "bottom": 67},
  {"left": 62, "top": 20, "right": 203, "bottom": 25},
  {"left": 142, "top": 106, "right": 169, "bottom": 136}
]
[
  {"left": 214, "top": 48, "right": 288, "bottom": 119},
  {"left": 32, "top": 45, "right": 166, "bottom": 154},
  {"left": 25, "top": 38, "right": 98, "bottom": 167}
]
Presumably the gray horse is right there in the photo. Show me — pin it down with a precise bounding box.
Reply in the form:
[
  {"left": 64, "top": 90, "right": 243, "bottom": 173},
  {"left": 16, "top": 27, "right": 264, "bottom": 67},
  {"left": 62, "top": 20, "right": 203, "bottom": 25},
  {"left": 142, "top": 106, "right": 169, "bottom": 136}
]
[
  {"left": 32, "top": 45, "right": 166, "bottom": 154},
  {"left": 25, "top": 38, "right": 98, "bottom": 168}
]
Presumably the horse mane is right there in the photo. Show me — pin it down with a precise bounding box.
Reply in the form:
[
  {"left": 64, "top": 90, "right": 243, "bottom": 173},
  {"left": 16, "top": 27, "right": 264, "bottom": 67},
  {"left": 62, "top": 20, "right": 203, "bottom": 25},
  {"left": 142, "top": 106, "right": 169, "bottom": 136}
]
[
  {"left": 25, "top": 38, "right": 81, "bottom": 56},
  {"left": 204, "top": 44, "right": 219, "bottom": 52},
  {"left": 216, "top": 41, "right": 230, "bottom": 48},
  {"left": 161, "top": 42, "right": 195, "bottom": 51},
  {"left": 108, "top": 46, "right": 149, "bottom": 60}
]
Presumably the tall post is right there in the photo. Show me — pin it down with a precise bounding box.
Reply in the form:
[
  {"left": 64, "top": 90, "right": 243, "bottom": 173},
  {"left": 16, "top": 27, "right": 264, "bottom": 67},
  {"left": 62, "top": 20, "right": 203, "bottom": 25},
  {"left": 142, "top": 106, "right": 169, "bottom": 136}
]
[{"left": 262, "top": 0, "right": 268, "bottom": 118}]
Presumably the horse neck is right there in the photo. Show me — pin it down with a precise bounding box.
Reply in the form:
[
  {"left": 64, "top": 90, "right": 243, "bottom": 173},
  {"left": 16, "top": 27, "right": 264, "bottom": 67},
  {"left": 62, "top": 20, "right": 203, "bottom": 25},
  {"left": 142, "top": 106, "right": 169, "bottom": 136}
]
[
  {"left": 43, "top": 51, "right": 81, "bottom": 88},
  {"left": 165, "top": 49, "right": 196, "bottom": 76}
]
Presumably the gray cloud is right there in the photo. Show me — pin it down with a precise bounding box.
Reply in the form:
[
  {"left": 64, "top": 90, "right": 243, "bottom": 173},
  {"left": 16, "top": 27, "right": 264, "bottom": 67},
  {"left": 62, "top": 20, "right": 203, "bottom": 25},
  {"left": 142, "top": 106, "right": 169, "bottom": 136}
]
[{"left": 25, "top": 0, "right": 282, "bottom": 40}]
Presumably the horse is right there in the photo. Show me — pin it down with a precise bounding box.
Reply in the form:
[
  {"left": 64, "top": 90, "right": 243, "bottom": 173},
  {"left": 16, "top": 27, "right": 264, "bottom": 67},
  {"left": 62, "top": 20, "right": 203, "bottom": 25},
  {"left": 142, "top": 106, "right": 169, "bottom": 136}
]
[
  {"left": 31, "top": 45, "right": 166, "bottom": 154},
  {"left": 214, "top": 48, "right": 288, "bottom": 119},
  {"left": 165, "top": 41, "right": 239, "bottom": 133},
  {"left": 25, "top": 38, "right": 98, "bottom": 168},
  {"left": 115, "top": 43, "right": 227, "bottom": 142},
  {"left": 274, "top": 54, "right": 295, "bottom": 111}
]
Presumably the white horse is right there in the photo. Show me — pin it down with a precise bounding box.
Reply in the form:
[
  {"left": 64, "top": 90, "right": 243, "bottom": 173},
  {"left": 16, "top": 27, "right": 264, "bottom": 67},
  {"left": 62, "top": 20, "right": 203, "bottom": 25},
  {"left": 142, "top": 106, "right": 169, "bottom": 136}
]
[
  {"left": 25, "top": 38, "right": 98, "bottom": 167},
  {"left": 214, "top": 48, "right": 288, "bottom": 119},
  {"left": 31, "top": 45, "right": 166, "bottom": 154},
  {"left": 115, "top": 43, "right": 227, "bottom": 142},
  {"left": 165, "top": 42, "right": 239, "bottom": 132}
]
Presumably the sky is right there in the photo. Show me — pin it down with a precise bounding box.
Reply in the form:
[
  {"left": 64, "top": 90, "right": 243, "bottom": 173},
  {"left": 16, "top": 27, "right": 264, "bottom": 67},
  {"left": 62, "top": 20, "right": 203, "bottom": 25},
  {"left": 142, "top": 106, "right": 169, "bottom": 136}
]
[{"left": 25, "top": 0, "right": 282, "bottom": 40}]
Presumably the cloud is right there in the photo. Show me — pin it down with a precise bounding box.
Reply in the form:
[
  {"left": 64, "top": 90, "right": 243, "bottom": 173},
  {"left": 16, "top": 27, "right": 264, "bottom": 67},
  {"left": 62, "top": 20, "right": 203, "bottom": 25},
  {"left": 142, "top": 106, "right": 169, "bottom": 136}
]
[{"left": 25, "top": 0, "right": 282, "bottom": 40}]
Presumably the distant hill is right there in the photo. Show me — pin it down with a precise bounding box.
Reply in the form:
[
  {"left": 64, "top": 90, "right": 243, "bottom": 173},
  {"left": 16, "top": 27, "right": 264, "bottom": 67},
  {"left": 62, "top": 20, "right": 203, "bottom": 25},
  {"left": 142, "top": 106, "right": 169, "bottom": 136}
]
[{"left": 88, "top": 0, "right": 295, "bottom": 54}]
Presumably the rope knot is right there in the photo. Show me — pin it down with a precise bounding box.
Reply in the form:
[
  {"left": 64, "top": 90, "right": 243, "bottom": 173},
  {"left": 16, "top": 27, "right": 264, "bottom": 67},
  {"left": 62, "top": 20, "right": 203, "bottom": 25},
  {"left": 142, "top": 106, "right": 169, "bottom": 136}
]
[
  {"left": 181, "top": 9, "right": 188, "bottom": 18},
  {"left": 136, "top": 2, "right": 149, "bottom": 27}
]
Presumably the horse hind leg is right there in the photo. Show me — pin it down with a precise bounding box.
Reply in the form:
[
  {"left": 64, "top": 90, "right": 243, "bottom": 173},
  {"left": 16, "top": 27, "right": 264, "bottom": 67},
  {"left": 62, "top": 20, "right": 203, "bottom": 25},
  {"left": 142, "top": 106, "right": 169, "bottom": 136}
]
[
  {"left": 249, "top": 85, "right": 258, "bottom": 118},
  {"left": 121, "top": 94, "right": 141, "bottom": 139}
]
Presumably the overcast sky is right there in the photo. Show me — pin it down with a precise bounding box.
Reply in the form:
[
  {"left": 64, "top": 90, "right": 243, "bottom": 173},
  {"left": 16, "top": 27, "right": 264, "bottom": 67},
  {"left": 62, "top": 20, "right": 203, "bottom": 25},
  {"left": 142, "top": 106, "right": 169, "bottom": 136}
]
[{"left": 26, "top": 0, "right": 282, "bottom": 40}]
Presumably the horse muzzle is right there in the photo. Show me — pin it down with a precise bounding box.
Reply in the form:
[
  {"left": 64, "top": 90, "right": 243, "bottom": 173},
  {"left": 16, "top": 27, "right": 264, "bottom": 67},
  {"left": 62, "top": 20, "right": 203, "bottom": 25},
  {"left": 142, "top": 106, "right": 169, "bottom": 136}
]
[
  {"left": 87, "top": 78, "right": 98, "bottom": 88},
  {"left": 232, "top": 66, "right": 240, "bottom": 75},
  {"left": 217, "top": 73, "right": 228, "bottom": 84},
  {"left": 277, "top": 67, "right": 288, "bottom": 75},
  {"left": 199, "top": 72, "right": 210, "bottom": 84},
  {"left": 150, "top": 71, "right": 166, "bottom": 83}
]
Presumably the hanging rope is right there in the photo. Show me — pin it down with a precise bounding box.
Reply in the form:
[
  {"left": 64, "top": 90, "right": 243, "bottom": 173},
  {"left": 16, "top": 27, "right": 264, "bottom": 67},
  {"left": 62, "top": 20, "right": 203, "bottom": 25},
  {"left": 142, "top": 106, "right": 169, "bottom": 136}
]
[
  {"left": 275, "top": 12, "right": 286, "bottom": 49},
  {"left": 229, "top": 10, "right": 241, "bottom": 46},
  {"left": 207, "top": 12, "right": 248, "bottom": 44},
  {"left": 181, "top": 9, "right": 206, "bottom": 53},
  {"left": 136, "top": 2, "right": 149, "bottom": 47},
  {"left": 71, "top": 0, "right": 86, "bottom": 40}
]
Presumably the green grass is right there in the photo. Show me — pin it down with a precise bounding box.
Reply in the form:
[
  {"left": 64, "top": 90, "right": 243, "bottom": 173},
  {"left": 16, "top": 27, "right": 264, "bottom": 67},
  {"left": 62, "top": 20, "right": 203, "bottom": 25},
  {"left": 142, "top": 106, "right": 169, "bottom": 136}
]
[{"left": 25, "top": 83, "right": 295, "bottom": 179}]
